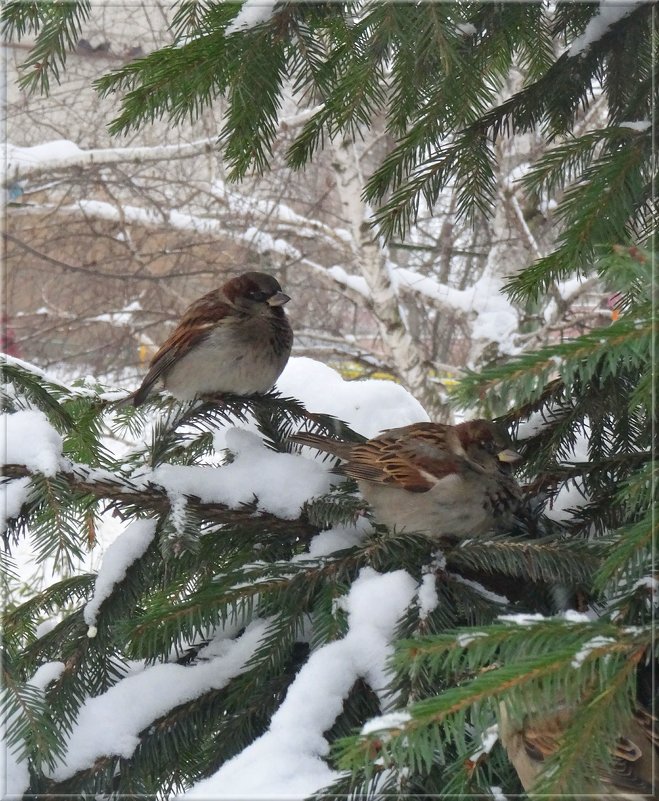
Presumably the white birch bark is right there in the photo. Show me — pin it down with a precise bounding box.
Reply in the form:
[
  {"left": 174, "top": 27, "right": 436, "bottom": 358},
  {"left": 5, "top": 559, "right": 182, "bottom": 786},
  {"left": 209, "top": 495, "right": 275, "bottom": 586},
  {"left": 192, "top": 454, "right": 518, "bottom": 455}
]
[{"left": 330, "top": 139, "right": 452, "bottom": 420}]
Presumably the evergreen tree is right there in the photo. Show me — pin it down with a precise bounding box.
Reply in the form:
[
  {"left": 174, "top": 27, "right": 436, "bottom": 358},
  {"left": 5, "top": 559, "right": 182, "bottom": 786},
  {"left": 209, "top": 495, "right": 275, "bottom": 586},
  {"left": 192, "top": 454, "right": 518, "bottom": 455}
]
[{"left": 2, "top": 2, "right": 656, "bottom": 799}]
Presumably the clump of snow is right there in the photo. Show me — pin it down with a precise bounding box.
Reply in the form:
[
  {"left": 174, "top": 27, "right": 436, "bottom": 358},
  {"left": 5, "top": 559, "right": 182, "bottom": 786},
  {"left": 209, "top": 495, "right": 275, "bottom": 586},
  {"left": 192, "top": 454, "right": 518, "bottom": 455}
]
[
  {"left": 469, "top": 723, "right": 499, "bottom": 762},
  {"left": 168, "top": 494, "right": 189, "bottom": 537},
  {"left": 618, "top": 120, "right": 651, "bottom": 132},
  {"left": 456, "top": 631, "right": 487, "bottom": 647},
  {"left": 568, "top": 1, "right": 645, "bottom": 57},
  {"left": 538, "top": 197, "right": 558, "bottom": 216},
  {"left": 562, "top": 609, "right": 594, "bottom": 623},
  {"left": 4, "top": 140, "right": 82, "bottom": 180},
  {"left": 226, "top": 0, "right": 277, "bottom": 34},
  {"left": 35, "top": 618, "right": 58, "bottom": 639},
  {"left": 545, "top": 428, "right": 591, "bottom": 522},
  {"left": 83, "top": 519, "right": 157, "bottom": 630},
  {"left": 31, "top": 661, "right": 66, "bottom": 688},
  {"left": 361, "top": 710, "right": 412, "bottom": 736},
  {"left": 304, "top": 521, "right": 371, "bottom": 558},
  {"left": 277, "top": 357, "right": 429, "bottom": 439},
  {"left": 571, "top": 635, "right": 616, "bottom": 668},
  {"left": 1, "top": 476, "right": 32, "bottom": 531},
  {"left": 48, "top": 620, "right": 269, "bottom": 781},
  {"left": 452, "top": 574, "right": 508, "bottom": 605},
  {"left": 180, "top": 568, "right": 418, "bottom": 799},
  {"left": 546, "top": 478, "right": 587, "bottom": 523},
  {"left": 515, "top": 410, "right": 554, "bottom": 439},
  {"left": 0, "top": 410, "right": 63, "bottom": 476},
  {"left": 417, "top": 573, "right": 439, "bottom": 620},
  {"left": 149, "top": 428, "right": 333, "bottom": 520},
  {"left": 498, "top": 613, "right": 547, "bottom": 626},
  {"left": 326, "top": 265, "right": 370, "bottom": 297}
]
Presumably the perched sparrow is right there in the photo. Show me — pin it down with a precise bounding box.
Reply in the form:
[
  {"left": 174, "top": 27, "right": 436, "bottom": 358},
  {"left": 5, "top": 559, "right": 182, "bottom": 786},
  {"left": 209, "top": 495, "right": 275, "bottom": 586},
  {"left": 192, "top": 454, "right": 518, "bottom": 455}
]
[
  {"left": 292, "top": 420, "right": 522, "bottom": 539},
  {"left": 132, "top": 272, "right": 293, "bottom": 406},
  {"left": 499, "top": 698, "right": 659, "bottom": 799}
]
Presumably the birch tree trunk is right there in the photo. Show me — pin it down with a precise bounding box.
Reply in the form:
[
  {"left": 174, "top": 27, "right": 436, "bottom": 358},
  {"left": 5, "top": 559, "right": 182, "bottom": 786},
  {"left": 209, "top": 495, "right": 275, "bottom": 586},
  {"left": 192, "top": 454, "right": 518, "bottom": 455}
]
[{"left": 330, "top": 139, "right": 452, "bottom": 421}]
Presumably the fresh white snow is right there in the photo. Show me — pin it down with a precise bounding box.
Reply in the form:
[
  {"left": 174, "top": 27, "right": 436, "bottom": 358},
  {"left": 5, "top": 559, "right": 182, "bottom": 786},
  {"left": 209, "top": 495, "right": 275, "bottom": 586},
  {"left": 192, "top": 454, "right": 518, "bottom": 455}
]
[
  {"left": 83, "top": 519, "right": 158, "bottom": 631},
  {"left": 179, "top": 568, "right": 418, "bottom": 799},
  {"left": 618, "top": 120, "right": 651, "bottom": 132},
  {"left": 226, "top": 0, "right": 277, "bottom": 34},
  {"left": 568, "top": 1, "right": 645, "bottom": 57},
  {"left": 0, "top": 410, "right": 63, "bottom": 476},
  {"left": 361, "top": 710, "right": 412, "bottom": 736},
  {"left": 469, "top": 723, "right": 499, "bottom": 762},
  {"left": 417, "top": 572, "right": 439, "bottom": 620},
  {"left": 4, "top": 139, "right": 212, "bottom": 184},
  {"left": 571, "top": 635, "right": 616, "bottom": 668},
  {"left": 456, "top": 631, "right": 487, "bottom": 647},
  {"left": 277, "top": 357, "right": 429, "bottom": 439},
  {"left": 148, "top": 427, "right": 333, "bottom": 520},
  {"left": 1, "top": 476, "right": 32, "bottom": 532},
  {"left": 497, "top": 613, "right": 547, "bottom": 626},
  {"left": 632, "top": 576, "right": 658, "bottom": 605},
  {"left": 47, "top": 619, "right": 270, "bottom": 781}
]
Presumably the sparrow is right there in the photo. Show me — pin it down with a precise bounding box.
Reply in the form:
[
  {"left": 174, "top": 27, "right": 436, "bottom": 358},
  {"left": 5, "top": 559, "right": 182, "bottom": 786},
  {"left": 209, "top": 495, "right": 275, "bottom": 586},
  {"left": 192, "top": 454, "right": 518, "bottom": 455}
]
[
  {"left": 132, "top": 271, "right": 293, "bottom": 405},
  {"left": 292, "top": 420, "right": 522, "bottom": 539},
  {"left": 499, "top": 694, "right": 659, "bottom": 799}
]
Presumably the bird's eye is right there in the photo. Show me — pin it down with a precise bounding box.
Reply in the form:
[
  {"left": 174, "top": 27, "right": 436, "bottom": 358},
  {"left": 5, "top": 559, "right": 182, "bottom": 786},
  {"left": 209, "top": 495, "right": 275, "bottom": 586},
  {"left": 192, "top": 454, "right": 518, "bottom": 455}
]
[{"left": 248, "top": 290, "right": 271, "bottom": 303}]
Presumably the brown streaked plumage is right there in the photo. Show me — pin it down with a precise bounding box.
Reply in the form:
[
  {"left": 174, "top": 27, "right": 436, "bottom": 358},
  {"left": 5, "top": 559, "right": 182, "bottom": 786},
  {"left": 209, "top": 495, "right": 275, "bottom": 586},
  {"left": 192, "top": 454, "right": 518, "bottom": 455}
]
[
  {"left": 292, "top": 420, "right": 522, "bottom": 539},
  {"left": 499, "top": 698, "right": 659, "bottom": 799},
  {"left": 132, "top": 272, "right": 293, "bottom": 406}
]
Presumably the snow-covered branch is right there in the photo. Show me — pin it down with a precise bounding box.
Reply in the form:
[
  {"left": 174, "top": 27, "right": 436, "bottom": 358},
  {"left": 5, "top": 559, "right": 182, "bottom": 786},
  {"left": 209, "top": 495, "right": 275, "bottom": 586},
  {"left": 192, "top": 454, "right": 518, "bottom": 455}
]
[
  {"left": 1, "top": 462, "right": 319, "bottom": 540},
  {"left": 4, "top": 139, "right": 215, "bottom": 185}
]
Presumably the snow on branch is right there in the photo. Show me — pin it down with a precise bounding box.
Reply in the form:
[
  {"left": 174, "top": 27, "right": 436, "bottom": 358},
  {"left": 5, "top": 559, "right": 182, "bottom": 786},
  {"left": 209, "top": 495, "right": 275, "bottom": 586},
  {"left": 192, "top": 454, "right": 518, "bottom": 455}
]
[
  {"left": 29, "top": 198, "right": 373, "bottom": 307},
  {"left": 0, "top": 410, "right": 64, "bottom": 477},
  {"left": 5, "top": 100, "right": 323, "bottom": 187},
  {"left": 568, "top": 1, "right": 647, "bottom": 57},
  {"left": 226, "top": 0, "right": 277, "bottom": 34},
  {"left": 1, "top": 461, "right": 319, "bottom": 540},
  {"left": 46, "top": 619, "right": 271, "bottom": 782},
  {"left": 180, "top": 568, "right": 418, "bottom": 799},
  {"left": 4, "top": 139, "right": 215, "bottom": 185},
  {"left": 83, "top": 519, "right": 157, "bottom": 634}
]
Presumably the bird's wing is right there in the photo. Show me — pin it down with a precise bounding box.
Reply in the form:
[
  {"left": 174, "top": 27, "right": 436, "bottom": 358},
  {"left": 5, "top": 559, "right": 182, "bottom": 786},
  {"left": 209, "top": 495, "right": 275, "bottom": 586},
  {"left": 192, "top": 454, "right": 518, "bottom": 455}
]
[
  {"left": 132, "top": 296, "right": 231, "bottom": 405},
  {"left": 346, "top": 424, "right": 463, "bottom": 492},
  {"left": 501, "top": 704, "right": 659, "bottom": 797}
]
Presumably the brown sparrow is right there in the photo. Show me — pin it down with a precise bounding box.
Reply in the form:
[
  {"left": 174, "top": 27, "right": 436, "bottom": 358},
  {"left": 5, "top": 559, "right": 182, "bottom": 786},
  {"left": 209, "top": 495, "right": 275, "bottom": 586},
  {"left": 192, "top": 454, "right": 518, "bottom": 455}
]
[
  {"left": 292, "top": 420, "right": 522, "bottom": 539},
  {"left": 499, "top": 698, "right": 658, "bottom": 798},
  {"left": 132, "top": 272, "right": 293, "bottom": 406}
]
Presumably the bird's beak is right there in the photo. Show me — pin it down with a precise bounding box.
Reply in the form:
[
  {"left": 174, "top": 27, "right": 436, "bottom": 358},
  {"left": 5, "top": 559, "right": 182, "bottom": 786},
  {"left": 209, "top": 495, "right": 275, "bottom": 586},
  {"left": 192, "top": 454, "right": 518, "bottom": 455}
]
[
  {"left": 267, "top": 292, "right": 291, "bottom": 307},
  {"left": 498, "top": 448, "right": 522, "bottom": 463}
]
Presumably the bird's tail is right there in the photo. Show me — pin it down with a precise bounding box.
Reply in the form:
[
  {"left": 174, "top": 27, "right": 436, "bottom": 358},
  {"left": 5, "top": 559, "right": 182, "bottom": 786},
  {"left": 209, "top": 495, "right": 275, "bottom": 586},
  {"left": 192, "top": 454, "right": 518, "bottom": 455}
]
[{"left": 289, "top": 431, "right": 354, "bottom": 461}]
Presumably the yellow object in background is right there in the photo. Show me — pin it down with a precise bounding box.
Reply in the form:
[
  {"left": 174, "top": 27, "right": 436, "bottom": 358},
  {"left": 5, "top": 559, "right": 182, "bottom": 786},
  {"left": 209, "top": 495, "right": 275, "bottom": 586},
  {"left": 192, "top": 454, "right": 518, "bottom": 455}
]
[{"left": 138, "top": 343, "right": 152, "bottom": 364}]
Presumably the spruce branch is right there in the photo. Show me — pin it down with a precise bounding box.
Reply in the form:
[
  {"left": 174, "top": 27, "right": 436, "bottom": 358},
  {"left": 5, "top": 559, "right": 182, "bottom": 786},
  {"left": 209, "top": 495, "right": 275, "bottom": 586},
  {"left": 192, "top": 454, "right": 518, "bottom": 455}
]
[
  {"left": 1, "top": 462, "right": 318, "bottom": 539},
  {"left": 1, "top": 663, "right": 66, "bottom": 772},
  {"left": 1, "top": 0, "right": 92, "bottom": 95}
]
